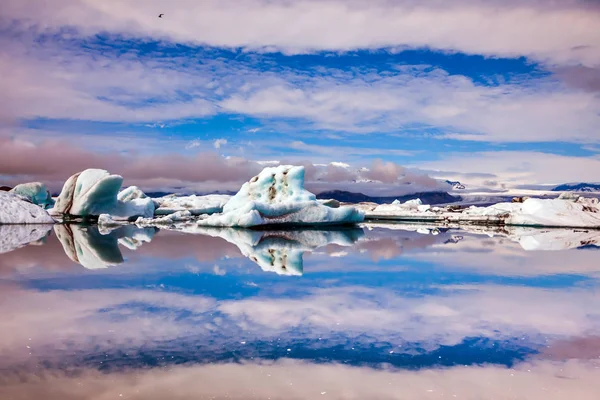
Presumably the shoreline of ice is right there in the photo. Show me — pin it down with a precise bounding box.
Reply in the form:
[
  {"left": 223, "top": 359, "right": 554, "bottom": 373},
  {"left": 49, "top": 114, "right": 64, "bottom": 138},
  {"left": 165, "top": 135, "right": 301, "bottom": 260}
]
[{"left": 2, "top": 165, "right": 600, "bottom": 229}]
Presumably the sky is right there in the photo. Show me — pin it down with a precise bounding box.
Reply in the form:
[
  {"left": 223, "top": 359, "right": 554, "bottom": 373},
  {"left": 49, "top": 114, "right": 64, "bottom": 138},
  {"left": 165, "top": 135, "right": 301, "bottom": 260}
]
[{"left": 1, "top": 0, "right": 600, "bottom": 194}]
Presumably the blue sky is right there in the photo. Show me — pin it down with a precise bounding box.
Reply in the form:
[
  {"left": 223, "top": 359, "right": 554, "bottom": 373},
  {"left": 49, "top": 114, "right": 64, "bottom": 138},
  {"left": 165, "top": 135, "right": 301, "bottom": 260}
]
[{"left": 1, "top": 0, "right": 600, "bottom": 192}]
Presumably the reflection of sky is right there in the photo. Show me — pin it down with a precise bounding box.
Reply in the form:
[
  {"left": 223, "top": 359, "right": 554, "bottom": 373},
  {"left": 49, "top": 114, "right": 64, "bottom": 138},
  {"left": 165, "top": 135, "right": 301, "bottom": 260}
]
[{"left": 1, "top": 224, "right": 599, "bottom": 396}]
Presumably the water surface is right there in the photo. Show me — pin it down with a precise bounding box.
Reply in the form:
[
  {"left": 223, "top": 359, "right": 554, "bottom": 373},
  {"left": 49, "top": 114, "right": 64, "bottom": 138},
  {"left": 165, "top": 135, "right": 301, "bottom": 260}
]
[{"left": 0, "top": 223, "right": 599, "bottom": 399}]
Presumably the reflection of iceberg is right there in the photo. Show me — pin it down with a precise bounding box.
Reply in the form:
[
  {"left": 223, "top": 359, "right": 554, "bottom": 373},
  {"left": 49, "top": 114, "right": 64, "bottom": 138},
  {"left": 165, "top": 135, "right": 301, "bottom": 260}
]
[
  {"left": 507, "top": 227, "right": 600, "bottom": 251},
  {"left": 191, "top": 227, "right": 364, "bottom": 275},
  {"left": 54, "top": 224, "right": 157, "bottom": 269},
  {"left": 0, "top": 224, "right": 53, "bottom": 254},
  {"left": 364, "top": 222, "right": 600, "bottom": 251}
]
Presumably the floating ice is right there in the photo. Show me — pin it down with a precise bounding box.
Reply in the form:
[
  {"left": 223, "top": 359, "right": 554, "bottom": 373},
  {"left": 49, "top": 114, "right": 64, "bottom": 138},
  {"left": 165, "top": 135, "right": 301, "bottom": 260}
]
[
  {"left": 9, "top": 182, "right": 54, "bottom": 209},
  {"left": 196, "top": 165, "right": 364, "bottom": 227},
  {"left": 153, "top": 194, "right": 231, "bottom": 216},
  {"left": 51, "top": 169, "right": 155, "bottom": 220},
  {"left": 0, "top": 192, "right": 55, "bottom": 225}
]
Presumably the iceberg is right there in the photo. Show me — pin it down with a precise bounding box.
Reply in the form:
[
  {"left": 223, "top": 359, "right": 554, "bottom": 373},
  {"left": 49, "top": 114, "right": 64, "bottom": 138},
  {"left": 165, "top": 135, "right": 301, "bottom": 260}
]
[
  {"left": 196, "top": 165, "right": 364, "bottom": 227},
  {"left": 0, "top": 224, "right": 53, "bottom": 254},
  {"left": 0, "top": 192, "right": 55, "bottom": 225},
  {"left": 54, "top": 224, "right": 157, "bottom": 269},
  {"left": 191, "top": 227, "right": 364, "bottom": 275},
  {"left": 153, "top": 194, "right": 231, "bottom": 216},
  {"left": 51, "top": 169, "right": 155, "bottom": 220},
  {"left": 9, "top": 182, "right": 54, "bottom": 209}
]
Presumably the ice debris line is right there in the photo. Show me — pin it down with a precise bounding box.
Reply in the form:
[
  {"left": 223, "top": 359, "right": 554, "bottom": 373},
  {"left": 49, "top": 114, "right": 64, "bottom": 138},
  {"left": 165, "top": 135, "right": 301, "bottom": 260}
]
[
  {"left": 192, "top": 165, "right": 365, "bottom": 227},
  {"left": 361, "top": 194, "right": 600, "bottom": 228}
]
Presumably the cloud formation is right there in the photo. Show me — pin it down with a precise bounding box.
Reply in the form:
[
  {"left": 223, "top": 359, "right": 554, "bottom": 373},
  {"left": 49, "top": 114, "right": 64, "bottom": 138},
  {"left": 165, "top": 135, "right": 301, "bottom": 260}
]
[{"left": 3, "top": 0, "right": 600, "bottom": 66}]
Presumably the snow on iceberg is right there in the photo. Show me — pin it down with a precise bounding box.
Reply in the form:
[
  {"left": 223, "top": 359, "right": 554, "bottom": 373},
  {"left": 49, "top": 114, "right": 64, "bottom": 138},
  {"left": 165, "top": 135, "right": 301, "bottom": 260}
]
[
  {"left": 0, "top": 192, "right": 55, "bottom": 225},
  {"left": 54, "top": 224, "right": 157, "bottom": 269},
  {"left": 0, "top": 224, "right": 53, "bottom": 254},
  {"left": 190, "top": 227, "right": 364, "bottom": 275},
  {"left": 196, "top": 165, "right": 364, "bottom": 227},
  {"left": 153, "top": 194, "right": 231, "bottom": 216},
  {"left": 9, "top": 182, "right": 54, "bottom": 209},
  {"left": 51, "top": 169, "right": 155, "bottom": 220}
]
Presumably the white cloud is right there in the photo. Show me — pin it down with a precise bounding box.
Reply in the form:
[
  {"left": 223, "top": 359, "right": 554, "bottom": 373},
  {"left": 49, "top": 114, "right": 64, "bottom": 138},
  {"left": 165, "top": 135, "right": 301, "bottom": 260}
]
[
  {"left": 3, "top": 0, "right": 600, "bottom": 67},
  {"left": 1, "top": 31, "right": 599, "bottom": 144},
  {"left": 419, "top": 151, "right": 600, "bottom": 186},
  {"left": 185, "top": 139, "right": 202, "bottom": 149},
  {"left": 213, "top": 138, "right": 227, "bottom": 149}
]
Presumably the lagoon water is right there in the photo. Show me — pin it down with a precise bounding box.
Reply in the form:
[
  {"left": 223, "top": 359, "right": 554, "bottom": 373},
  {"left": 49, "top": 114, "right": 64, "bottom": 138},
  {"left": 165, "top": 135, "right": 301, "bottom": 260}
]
[{"left": 0, "top": 223, "right": 599, "bottom": 399}]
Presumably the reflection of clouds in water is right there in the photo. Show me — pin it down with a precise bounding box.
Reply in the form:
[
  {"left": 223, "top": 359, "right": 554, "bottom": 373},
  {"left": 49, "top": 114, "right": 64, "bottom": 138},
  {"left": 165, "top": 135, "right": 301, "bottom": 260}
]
[
  {"left": 1, "top": 282, "right": 599, "bottom": 369},
  {"left": 1, "top": 358, "right": 599, "bottom": 400}
]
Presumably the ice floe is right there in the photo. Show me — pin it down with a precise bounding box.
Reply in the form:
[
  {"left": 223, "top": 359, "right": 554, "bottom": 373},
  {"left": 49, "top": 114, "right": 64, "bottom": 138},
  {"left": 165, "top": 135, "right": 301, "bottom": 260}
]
[
  {"left": 9, "top": 182, "right": 54, "bottom": 209},
  {"left": 0, "top": 192, "right": 55, "bottom": 225},
  {"left": 50, "top": 169, "right": 155, "bottom": 220},
  {"left": 195, "top": 165, "right": 364, "bottom": 227}
]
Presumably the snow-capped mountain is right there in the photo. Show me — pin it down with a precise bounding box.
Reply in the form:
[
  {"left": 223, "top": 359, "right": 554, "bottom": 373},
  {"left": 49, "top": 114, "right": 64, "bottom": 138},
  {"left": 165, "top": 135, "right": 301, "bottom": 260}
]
[
  {"left": 552, "top": 183, "right": 600, "bottom": 192},
  {"left": 445, "top": 180, "right": 466, "bottom": 190}
]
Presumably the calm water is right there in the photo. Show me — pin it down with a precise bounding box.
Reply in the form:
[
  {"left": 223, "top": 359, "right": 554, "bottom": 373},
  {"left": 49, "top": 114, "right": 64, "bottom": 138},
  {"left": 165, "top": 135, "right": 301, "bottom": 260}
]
[{"left": 0, "top": 223, "right": 599, "bottom": 399}]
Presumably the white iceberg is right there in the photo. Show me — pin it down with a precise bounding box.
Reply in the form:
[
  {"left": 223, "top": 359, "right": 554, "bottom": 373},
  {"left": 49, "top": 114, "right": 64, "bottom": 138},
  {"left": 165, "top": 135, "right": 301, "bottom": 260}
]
[
  {"left": 153, "top": 194, "right": 231, "bottom": 216},
  {"left": 196, "top": 165, "right": 364, "bottom": 227},
  {"left": 9, "top": 182, "right": 54, "bottom": 209},
  {"left": 191, "top": 227, "right": 364, "bottom": 275},
  {"left": 51, "top": 169, "right": 155, "bottom": 220},
  {"left": 0, "top": 224, "right": 53, "bottom": 254},
  {"left": 0, "top": 192, "right": 55, "bottom": 225}
]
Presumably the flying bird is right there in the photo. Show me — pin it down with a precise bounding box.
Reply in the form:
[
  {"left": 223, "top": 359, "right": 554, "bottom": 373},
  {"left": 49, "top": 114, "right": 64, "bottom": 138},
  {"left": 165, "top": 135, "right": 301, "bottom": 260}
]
[{"left": 158, "top": 13, "right": 164, "bottom": 18}]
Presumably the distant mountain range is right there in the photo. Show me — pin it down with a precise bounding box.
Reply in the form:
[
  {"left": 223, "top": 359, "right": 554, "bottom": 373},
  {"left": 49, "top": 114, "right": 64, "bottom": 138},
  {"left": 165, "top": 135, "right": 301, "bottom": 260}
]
[
  {"left": 445, "top": 180, "right": 466, "bottom": 190},
  {"left": 144, "top": 190, "right": 237, "bottom": 198},
  {"left": 552, "top": 183, "right": 600, "bottom": 192},
  {"left": 316, "top": 190, "right": 461, "bottom": 205}
]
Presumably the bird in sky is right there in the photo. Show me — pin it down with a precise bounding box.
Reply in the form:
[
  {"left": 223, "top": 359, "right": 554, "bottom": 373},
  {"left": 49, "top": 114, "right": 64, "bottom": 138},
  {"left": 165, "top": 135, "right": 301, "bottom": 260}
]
[{"left": 158, "top": 13, "right": 164, "bottom": 18}]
